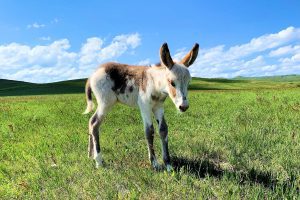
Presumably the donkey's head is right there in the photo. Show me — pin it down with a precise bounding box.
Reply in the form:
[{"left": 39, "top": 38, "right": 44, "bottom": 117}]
[{"left": 160, "top": 43, "right": 199, "bottom": 112}]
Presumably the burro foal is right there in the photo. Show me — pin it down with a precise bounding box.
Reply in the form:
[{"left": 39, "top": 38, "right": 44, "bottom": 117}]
[{"left": 83, "top": 43, "right": 199, "bottom": 171}]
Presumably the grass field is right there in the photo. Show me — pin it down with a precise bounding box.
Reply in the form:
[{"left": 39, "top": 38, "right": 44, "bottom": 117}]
[{"left": 0, "top": 76, "right": 300, "bottom": 199}]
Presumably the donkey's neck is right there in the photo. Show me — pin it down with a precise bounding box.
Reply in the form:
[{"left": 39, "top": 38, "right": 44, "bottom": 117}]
[{"left": 147, "top": 66, "right": 168, "bottom": 95}]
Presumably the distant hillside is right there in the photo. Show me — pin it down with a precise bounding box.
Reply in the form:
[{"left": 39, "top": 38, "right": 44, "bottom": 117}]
[
  {"left": 0, "top": 74, "right": 300, "bottom": 96},
  {"left": 233, "top": 74, "right": 300, "bottom": 82},
  {"left": 0, "top": 79, "right": 35, "bottom": 88},
  {"left": 0, "top": 79, "right": 86, "bottom": 96},
  {"left": 189, "top": 76, "right": 300, "bottom": 91}
]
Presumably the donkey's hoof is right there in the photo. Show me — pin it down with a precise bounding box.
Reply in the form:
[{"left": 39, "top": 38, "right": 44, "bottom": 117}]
[
  {"left": 95, "top": 160, "right": 103, "bottom": 168},
  {"left": 95, "top": 162, "right": 103, "bottom": 168},
  {"left": 94, "top": 154, "right": 103, "bottom": 168},
  {"left": 151, "top": 160, "right": 161, "bottom": 171},
  {"left": 166, "top": 164, "right": 173, "bottom": 172}
]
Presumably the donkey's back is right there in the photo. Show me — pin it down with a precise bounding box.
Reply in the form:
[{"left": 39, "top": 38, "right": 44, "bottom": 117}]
[{"left": 88, "top": 62, "right": 151, "bottom": 109}]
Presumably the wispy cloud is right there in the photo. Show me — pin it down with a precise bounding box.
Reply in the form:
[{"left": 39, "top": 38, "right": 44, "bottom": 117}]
[
  {"left": 27, "top": 22, "right": 46, "bottom": 29},
  {"left": 27, "top": 18, "right": 59, "bottom": 30},
  {"left": 51, "top": 18, "right": 59, "bottom": 24},
  {"left": 0, "top": 33, "right": 141, "bottom": 83},
  {"left": 39, "top": 36, "right": 51, "bottom": 41}
]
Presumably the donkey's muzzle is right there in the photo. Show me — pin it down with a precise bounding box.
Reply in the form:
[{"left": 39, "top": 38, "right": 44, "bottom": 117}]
[{"left": 179, "top": 105, "right": 189, "bottom": 112}]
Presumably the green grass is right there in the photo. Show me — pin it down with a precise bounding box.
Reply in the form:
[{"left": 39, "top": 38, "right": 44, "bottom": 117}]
[{"left": 0, "top": 76, "right": 300, "bottom": 199}]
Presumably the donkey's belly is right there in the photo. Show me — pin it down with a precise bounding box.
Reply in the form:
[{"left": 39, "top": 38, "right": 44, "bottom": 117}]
[{"left": 116, "top": 92, "right": 139, "bottom": 107}]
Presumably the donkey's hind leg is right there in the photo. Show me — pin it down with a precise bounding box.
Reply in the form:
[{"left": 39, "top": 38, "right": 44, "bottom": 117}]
[
  {"left": 88, "top": 106, "right": 110, "bottom": 168},
  {"left": 88, "top": 134, "right": 94, "bottom": 158}
]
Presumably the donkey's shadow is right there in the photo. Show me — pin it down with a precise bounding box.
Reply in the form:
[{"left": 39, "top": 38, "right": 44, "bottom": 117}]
[
  {"left": 170, "top": 156, "right": 288, "bottom": 189},
  {"left": 171, "top": 156, "right": 223, "bottom": 178}
]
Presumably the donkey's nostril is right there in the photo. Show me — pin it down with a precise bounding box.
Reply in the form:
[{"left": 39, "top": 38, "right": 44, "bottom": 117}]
[{"left": 179, "top": 105, "right": 189, "bottom": 112}]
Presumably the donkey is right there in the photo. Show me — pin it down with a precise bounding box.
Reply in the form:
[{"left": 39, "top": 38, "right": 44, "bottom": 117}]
[{"left": 83, "top": 43, "right": 199, "bottom": 171}]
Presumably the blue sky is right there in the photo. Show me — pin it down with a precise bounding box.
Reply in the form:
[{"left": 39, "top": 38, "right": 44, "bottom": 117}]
[{"left": 1, "top": 0, "right": 300, "bottom": 82}]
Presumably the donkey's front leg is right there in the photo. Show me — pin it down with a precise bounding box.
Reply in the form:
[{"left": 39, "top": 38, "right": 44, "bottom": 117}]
[
  {"left": 153, "top": 106, "right": 172, "bottom": 172},
  {"left": 139, "top": 104, "right": 159, "bottom": 169}
]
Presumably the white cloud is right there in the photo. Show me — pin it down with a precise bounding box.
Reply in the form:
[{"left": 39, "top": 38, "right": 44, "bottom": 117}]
[
  {"left": 0, "top": 33, "right": 141, "bottom": 83},
  {"left": 27, "top": 22, "right": 46, "bottom": 29},
  {"left": 224, "top": 27, "right": 300, "bottom": 60},
  {"left": 176, "top": 26, "right": 300, "bottom": 78},
  {"left": 279, "top": 53, "right": 300, "bottom": 64},
  {"left": 2, "top": 27, "right": 300, "bottom": 83},
  {"left": 98, "top": 33, "right": 141, "bottom": 61},
  {"left": 79, "top": 37, "right": 103, "bottom": 66},
  {"left": 269, "top": 45, "right": 300, "bottom": 57}
]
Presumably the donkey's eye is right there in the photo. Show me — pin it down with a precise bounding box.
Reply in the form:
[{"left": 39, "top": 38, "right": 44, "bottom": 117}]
[{"left": 170, "top": 81, "right": 176, "bottom": 87}]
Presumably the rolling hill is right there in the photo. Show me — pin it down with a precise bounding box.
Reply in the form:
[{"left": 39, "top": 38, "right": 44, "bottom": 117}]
[
  {"left": 233, "top": 74, "right": 300, "bottom": 82},
  {"left": 0, "top": 79, "right": 86, "bottom": 96}
]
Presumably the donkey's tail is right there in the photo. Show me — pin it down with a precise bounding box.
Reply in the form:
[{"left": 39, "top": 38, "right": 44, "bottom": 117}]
[{"left": 83, "top": 78, "right": 94, "bottom": 114}]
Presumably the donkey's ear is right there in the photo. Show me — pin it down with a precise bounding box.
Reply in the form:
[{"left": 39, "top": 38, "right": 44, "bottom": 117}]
[
  {"left": 180, "top": 43, "right": 199, "bottom": 67},
  {"left": 160, "top": 43, "right": 174, "bottom": 69}
]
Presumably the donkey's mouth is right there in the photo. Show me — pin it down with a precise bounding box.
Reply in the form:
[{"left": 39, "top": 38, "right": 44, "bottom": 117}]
[{"left": 179, "top": 105, "right": 189, "bottom": 112}]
